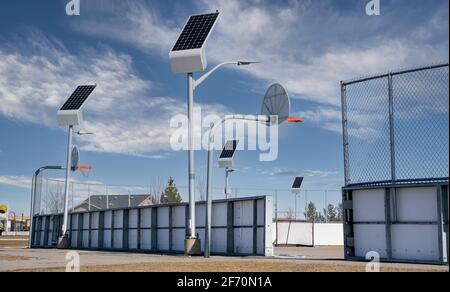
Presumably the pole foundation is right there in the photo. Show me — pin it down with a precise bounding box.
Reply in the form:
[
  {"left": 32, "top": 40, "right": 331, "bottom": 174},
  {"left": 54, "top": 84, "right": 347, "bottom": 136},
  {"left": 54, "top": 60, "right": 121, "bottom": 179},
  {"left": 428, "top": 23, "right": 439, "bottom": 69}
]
[
  {"left": 184, "top": 238, "right": 202, "bottom": 256},
  {"left": 57, "top": 235, "right": 70, "bottom": 249}
]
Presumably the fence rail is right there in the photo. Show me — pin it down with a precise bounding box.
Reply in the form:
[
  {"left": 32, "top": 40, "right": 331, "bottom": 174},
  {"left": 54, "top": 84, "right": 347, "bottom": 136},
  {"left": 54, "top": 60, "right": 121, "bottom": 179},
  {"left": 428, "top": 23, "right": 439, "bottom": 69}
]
[{"left": 341, "top": 63, "right": 449, "bottom": 187}]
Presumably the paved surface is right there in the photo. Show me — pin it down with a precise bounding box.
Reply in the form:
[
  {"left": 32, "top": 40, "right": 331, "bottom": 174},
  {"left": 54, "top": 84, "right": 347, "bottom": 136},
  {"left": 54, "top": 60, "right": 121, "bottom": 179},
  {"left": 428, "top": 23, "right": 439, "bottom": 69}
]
[{"left": 1, "top": 246, "right": 448, "bottom": 272}]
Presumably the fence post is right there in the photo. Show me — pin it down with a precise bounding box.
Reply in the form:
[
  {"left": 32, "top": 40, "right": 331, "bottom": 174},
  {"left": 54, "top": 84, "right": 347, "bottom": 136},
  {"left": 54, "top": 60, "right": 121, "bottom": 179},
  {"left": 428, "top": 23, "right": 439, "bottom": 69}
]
[
  {"left": 88, "top": 184, "right": 91, "bottom": 212},
  {"left": 341, "top": 81, "right": 350, "bottom": 186},
  {"left": 388, "top": 73, "right": 396, "bottom": 184}
]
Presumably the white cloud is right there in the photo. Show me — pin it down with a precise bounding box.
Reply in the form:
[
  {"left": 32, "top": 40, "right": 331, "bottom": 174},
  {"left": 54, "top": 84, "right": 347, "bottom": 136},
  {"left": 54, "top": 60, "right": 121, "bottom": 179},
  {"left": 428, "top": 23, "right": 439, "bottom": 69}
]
[
  {"left": 72, "top": 0, "right": 448, "bottom": 137},
  {"left": 0, "top": 31, "right": 231, "bottom": 157},
  {"left": 0, "top": 176, "right": 31, "bottom": 189},
  {"left": 261, "top": 167, "right": 337, "bottom": 178}
]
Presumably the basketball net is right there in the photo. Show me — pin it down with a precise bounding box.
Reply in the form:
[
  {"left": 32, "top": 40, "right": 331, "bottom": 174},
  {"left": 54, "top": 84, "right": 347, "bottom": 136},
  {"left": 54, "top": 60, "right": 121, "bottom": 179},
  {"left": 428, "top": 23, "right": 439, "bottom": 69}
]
[{"left": 78, "top": 166, "right": 92, "bottom": 178}]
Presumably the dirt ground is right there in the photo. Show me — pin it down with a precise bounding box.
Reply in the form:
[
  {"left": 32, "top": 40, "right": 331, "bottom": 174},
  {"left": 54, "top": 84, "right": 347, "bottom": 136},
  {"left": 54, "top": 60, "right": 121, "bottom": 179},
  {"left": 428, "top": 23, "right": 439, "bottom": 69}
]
[
  {"left": 15, "top": 260, "right": 448, "bottom": 273},
  {"left": 0, "top": 238, "right": 448, "bottom": 272},
  {"left": 0, "top": 235, "right": 29, "bottom": 247}
]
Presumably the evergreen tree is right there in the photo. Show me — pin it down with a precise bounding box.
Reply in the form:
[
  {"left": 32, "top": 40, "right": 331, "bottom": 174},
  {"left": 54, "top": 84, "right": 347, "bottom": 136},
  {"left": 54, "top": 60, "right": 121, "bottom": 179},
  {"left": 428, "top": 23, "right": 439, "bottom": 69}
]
[{"left": 160, "top": 177, "right": 183, "bottom": 204}]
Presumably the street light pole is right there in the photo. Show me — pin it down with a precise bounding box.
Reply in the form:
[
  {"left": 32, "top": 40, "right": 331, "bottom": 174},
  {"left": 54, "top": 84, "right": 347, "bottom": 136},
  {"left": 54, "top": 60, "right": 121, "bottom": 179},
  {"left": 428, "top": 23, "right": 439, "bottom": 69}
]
[
  {"left": 187, "top": 73, "right": 196, "bottom": 240},
  {"left": 205, "top": 115, "right": 270, "bottom": 258},
  {"left": 184, "top": 61, "right": 257, "bottom": 255},
  {"left": 60, "top": 125, "right": 73, "bottom": 247}
]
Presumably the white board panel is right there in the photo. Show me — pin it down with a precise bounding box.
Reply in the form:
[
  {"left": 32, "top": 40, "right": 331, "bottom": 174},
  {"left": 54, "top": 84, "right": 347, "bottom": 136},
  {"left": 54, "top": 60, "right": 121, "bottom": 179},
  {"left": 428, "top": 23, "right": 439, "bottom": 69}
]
[
  {"left": 82, "top": 231, "right": 89, "bottom": 247},
  {"left": 276, "top": 222, "right": 313, "bottom": 246},
  {"left": 172, "top": 229, "right": 185, "bottom": 252},
  {"left": 396, "top": 187, "right": 438, "bottom": 222},
  {"left": 212, "top": 203, "right": 227, "bottom": 227},
  {"left": 257, "top": 228, "right": 264, "bottom": 255},
  {"left": 140, "top": 230, "right": 151, "bottom": 250},
  {"left": 83, "top": 213, "right": 89, "bottom": 229},
  {"left": 141, "top": 209, "right": 152, "bottom": 228},
  {"left": 103, "top": 230, "right": 111, "bottom": 248},
  {"left": 129, "top": 210, "right": 138, "bottom": 228},
  {"left": 353, "top": 189, "right": 385, "bottom": 222},
  {"left": 313, "top": 223, "right": 344, "bottom": 246},
  {"left": 71, "top": 214, "right": 78, "bottom": 229},
  {"left": 113, "top": 230, "right": 123, "bottom": 248},
  {"left": 195, "top": 204, "right": 206, "bottom": 228},
  {"left": 234, "top": 227, "right": 253, "bottom": 254},
  {"left": 104, "top": 211, "right": 112, "bottom": 228},
  {"left": 354, "top": 224, "right": 387, "bottom": 258},
  {"left": 90, "top": 231, "right": 98, "bottom": 248},
  {"left": 234, "top": 201, "right": 254, "bottom": 227},
  {"left": 71, "top": 231, "right": 78, "bottom": 247},
  {"left": 114, "top": 211, "right": 123, "bottom": 229},
  {"left": 211, "top": 228, "right": 227, "bottom": 253},
  {"left": 172, "top": 206, "right": 185, "bottom": 228},
  {"left": 91, "top": 213, "right": 99, "bottom": 229},
  {"left": 392, "top": 225, "right": 440, "bottom": 261},
  {"left": 157, "top": 229, "right": 169, "bottom": 251},
  {"left": 128, "top": 230, "right": 138, "bottom": 249},
  {"left": 158, "top": 207, "right": 169, "bottom": 228}
]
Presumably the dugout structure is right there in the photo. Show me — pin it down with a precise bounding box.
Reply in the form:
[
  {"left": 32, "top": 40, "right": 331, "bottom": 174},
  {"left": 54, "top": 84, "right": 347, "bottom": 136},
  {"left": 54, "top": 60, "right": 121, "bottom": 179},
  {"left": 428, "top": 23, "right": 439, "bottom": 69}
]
[{"left": 341, "top": 63, "right": 449, "bottom": 265}]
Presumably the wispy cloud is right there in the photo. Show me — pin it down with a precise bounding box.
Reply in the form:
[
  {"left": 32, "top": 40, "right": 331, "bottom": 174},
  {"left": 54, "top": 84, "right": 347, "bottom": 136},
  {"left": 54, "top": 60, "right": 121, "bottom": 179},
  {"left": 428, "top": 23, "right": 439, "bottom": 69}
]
[
  {"left": 0, "top": 30, "right": 231, "bottom": 157},
  {"left": 72, "top": 0, "right": 448, "bottom": 136},
  {"left": 0, "top": 176, "right": 31, "bottom": 189}
]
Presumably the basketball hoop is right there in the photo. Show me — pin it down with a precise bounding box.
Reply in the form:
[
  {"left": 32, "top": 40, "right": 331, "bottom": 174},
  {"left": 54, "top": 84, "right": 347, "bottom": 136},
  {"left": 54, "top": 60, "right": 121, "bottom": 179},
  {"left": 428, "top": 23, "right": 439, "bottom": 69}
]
[{"left": 78, "top": 166, "right": 93, "bottom": 178}]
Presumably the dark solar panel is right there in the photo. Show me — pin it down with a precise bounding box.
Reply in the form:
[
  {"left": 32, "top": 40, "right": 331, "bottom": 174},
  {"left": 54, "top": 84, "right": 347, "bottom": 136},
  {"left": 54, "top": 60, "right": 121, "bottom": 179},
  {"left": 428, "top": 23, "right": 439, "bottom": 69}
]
[
  {"left": 172, "top": 12, "right": 219, "bottom": 52},
  {"left": 220, "top": 140, "right": 239, "bottom": 159},
  {"left": 60, "top": 85, "right": 96, "bottom": 111},
  {"left": 292, "top": 177, "right": 304, "bottom": 189}
]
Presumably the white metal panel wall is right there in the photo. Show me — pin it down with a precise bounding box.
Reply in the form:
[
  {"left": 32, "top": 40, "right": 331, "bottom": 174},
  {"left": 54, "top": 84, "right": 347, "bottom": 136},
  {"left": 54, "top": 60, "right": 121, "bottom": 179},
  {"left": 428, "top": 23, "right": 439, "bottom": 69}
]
[
  {"left": 32, "top": 197, "right": 273, "bottom": 256},
  {"left": 353, "top": 189, "right": 385, "bottom": 222},
  {"left": 354, "top": 224, "right": 387, "bottom": 258},
  {"left": 350, "top": 186, "right": 445, "bottom": 263},
  {"left": 395, "top": 187, "right": 437, "bottom": 221},
  {"left": 276, "top": 222, "right": 313, "bottom": 246},
  {"left": 313, "top": 223, "right": 344, "bottom": 246}
]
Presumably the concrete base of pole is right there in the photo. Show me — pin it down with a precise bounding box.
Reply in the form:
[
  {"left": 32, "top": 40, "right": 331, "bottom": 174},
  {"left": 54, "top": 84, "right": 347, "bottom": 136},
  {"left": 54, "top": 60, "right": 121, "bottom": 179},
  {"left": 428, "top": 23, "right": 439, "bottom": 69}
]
[
  {"left": 184, "top": 238, "right": 202, "bottom": 256},
  {"left": 57, "top": 235, "right": 70, "bottom": 249}
]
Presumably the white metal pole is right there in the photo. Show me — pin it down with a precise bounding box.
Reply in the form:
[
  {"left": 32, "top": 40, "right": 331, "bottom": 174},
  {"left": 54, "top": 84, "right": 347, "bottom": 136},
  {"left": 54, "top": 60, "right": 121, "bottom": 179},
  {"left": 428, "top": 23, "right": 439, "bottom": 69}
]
[
  {"left": 225, "top": 168, "right": 229, "bottom": 199},
  {"left": 62, "top": 126, "right": 73, "bottom": 236},
  {"left": 205, "top": 115, "right": 269, "bottom": 258},
  {"left": 187, "top": 73, "right": 196, "bottom": 239},
  {"left": 28, "top": 174, "right": 36, "bottom": 248}
]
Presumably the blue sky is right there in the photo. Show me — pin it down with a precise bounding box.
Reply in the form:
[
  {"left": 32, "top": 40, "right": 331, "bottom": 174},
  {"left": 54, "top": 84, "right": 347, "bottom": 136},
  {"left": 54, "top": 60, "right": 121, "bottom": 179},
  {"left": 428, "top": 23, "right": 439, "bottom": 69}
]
[{"left": 0, "top": 0, "right": 448, "bottom": 215}]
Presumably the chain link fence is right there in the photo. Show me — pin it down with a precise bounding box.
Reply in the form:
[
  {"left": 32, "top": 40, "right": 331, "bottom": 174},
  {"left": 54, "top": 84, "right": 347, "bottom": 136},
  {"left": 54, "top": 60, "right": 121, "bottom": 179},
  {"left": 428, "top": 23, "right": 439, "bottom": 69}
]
[
  {"left": 342, "top": 63, "right": 449, "bottom": 187},
  {"left": 32, "top": 177, "right": 342, "bottom": 223}
]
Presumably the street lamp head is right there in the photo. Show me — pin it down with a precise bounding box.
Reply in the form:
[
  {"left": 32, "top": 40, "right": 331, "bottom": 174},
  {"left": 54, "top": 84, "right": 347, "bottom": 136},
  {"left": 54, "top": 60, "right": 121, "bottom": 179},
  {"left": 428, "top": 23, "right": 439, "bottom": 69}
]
[
  {"left": 237, "top": 61, "right": 260, "bottom": 66},
  {"left": 76, "top": 131, "right": 94, "bottom": 136}
]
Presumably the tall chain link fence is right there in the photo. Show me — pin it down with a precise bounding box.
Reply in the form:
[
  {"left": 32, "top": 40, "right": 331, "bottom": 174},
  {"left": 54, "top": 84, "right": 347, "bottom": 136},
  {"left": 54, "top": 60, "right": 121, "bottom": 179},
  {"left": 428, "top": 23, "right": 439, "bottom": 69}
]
[
  {"left": 32, "top": 177, "right": 342, "bottom": 223},
  {"left": 342, "top": 63, "right": 449, "bottom": 186}
]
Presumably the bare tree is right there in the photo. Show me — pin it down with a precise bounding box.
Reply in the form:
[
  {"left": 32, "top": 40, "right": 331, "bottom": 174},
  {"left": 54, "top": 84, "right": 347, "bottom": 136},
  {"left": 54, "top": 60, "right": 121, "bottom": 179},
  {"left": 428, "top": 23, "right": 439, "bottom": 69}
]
[
  {"left": 149, "top": 177, "right": 164, "bottom": 205},
  {"left": 285, "top": 208, "right": 295, "bottom": 220},
  {"left": 44, "top": 185, "right": 64, "bottom": 214},
  {"left": 196, "top": 176, "right": 206, "bottom": 201}
]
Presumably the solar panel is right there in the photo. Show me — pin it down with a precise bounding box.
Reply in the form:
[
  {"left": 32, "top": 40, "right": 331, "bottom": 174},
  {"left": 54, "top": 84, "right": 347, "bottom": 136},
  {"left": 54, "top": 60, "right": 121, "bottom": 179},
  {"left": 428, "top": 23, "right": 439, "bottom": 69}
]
[
  {"left": 220, "top": 140, "right": 239, "bottom": 159},
  {"left": 60, "top": 85, "right": 96, "bottom": 111},
  {"left": 292, "top": 177, "right": 304, "bottom": 189},
  {"left": 172, "top": 12, "right": 219, "bottom": 52}
]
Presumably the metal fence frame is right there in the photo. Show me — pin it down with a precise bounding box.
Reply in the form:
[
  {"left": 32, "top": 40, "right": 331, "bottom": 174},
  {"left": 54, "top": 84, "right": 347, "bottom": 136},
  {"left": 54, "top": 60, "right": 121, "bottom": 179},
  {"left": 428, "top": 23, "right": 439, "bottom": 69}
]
[
  {"left": 341, "top": 63, "right": 449, "bottom": 265},
  {"left": 341, "top": 63, "right": 449, "bottom": 187}
]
